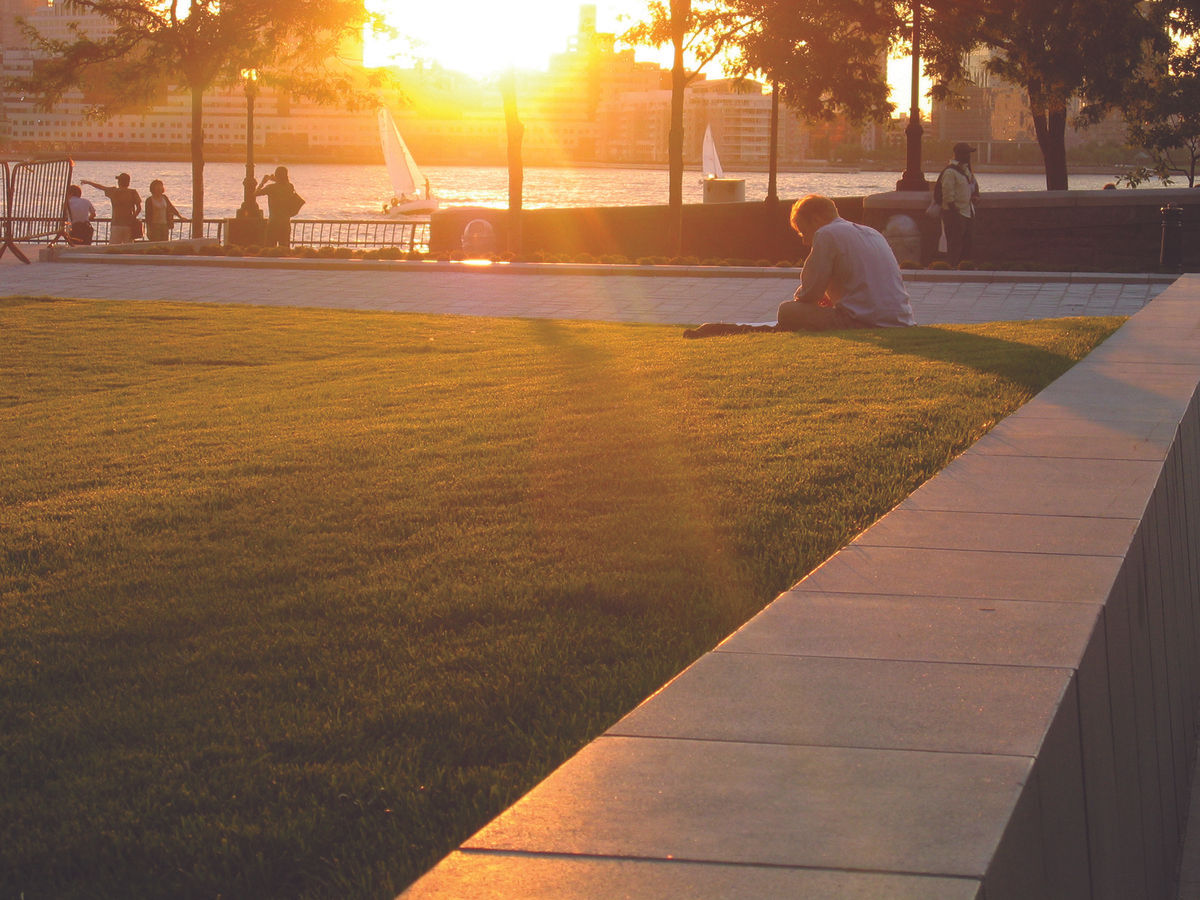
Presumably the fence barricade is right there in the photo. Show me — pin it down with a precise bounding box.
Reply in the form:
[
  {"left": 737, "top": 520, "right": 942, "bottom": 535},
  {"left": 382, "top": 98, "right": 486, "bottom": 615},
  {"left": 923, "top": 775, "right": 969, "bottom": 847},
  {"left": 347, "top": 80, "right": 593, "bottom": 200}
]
[{"left": 2, "top": 158, "right": 73, "bottom": 263}]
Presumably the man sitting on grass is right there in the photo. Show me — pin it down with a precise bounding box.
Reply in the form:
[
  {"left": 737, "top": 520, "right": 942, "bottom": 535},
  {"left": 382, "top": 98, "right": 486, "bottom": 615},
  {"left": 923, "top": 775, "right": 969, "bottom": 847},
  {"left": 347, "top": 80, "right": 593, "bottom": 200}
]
[{"left": 684, "top": 193, "right": 916, "bottom": 337}]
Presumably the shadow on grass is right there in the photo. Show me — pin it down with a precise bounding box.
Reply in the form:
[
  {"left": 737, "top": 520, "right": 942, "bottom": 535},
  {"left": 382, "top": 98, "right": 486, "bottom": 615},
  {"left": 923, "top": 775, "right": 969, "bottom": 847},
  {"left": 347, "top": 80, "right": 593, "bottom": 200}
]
[{"left": 840, "top": 323, "right": 1101, "bottom": 392}]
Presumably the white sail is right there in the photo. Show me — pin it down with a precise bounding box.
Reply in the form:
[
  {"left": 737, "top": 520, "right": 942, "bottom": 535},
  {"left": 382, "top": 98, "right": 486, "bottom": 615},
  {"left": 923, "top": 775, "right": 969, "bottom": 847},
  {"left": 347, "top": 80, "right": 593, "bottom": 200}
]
[
  {"left": 701, "top": 125, "right": 723, "bottom": 179},
  {"left": 379, "top": 108, "right": 423, "bottom": 196},
  {"left": 378, "top": 108, "right": 440, "bottom": 216}
]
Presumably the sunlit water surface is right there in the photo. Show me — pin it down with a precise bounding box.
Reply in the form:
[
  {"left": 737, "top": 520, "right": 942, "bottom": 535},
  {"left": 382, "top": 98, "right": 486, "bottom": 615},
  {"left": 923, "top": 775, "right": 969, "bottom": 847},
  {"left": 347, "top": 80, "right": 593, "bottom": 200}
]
[{"left": 69, "top": 160, "right": 1150, "bottom": 220}]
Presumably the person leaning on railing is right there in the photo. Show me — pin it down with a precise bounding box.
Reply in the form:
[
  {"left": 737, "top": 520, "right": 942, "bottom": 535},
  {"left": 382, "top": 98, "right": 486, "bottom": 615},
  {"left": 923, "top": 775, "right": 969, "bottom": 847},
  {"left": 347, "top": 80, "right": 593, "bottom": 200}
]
[{"left": 143, "top": 179, "right": 188, "bottom": 242}]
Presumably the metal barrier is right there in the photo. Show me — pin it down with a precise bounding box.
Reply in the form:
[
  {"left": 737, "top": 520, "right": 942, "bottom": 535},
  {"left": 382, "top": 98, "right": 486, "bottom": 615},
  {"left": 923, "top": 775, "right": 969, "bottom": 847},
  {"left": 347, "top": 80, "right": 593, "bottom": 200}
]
[
  {"left": 288, "top": 218, "right": 430, "bottom": 253},
  {"left": 4, "top": 206, "right": 427, "bottom": 255},
  {"left": 2, "top": 158, "right": 73, "bottom": 263},
  {"left": 89, "top": 218, "right": 226, "bottom": 245}
]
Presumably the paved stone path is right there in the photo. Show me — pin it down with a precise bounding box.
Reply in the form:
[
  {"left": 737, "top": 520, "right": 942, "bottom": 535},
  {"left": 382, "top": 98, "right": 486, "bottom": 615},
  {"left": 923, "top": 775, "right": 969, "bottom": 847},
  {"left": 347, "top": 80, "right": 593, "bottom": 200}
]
[{"left": 0, "top": 251, "right": 1173, "bottom": 325}]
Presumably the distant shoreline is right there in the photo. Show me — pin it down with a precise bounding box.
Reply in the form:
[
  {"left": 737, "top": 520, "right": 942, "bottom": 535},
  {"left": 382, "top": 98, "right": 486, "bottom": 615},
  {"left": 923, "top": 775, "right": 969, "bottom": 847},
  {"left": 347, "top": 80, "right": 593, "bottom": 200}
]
[{"left": 9, "top": 148, "right": 1129, "bottom": 178}]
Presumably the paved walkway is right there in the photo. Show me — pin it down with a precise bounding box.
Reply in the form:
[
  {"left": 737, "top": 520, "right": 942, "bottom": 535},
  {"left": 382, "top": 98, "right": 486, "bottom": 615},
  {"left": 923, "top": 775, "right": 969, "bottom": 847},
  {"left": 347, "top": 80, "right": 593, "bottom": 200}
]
[
  {"left": 5, "top": 247, "right": 1196, "bottom": 896},
  {"left": 0, "top": 249, "right": 1174, "bottom": 325}
]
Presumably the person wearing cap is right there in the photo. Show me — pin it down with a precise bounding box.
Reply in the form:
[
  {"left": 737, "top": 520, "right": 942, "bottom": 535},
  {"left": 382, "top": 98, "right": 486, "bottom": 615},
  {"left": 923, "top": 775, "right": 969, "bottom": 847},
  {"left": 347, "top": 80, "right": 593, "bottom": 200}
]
[
  {"left": 936, "top": 142, "right": 981, "bottom": 266},
  {"left": 81, "top": 173, "right": 142, "bottom": 244}
]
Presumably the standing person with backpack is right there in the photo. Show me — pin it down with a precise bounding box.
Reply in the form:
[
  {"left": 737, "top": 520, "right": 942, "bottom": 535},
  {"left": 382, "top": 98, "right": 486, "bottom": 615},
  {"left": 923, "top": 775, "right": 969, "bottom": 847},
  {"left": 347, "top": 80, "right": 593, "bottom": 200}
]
[
  {"left": 255, "top": 166, "right": 305, "bottom": 249},
  {"left": 935, "top": 142, "right": 981, "bottom": 266}
]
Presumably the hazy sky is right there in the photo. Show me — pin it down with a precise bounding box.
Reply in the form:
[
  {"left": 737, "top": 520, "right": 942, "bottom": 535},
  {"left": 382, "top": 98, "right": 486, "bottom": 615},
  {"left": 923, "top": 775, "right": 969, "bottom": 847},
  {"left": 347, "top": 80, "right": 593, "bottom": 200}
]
[
  {"left": 365, "top": 2, "right": 654, "bottom": 75},
  {"left": 366, "top": 1, "right": 924, "bottom": 113}
]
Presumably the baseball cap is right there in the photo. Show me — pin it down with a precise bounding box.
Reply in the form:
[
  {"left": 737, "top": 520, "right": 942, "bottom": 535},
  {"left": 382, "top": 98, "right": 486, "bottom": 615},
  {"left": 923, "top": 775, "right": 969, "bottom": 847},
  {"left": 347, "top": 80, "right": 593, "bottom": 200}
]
[{"left": 952, "top": 142, "right": 977, "bottom": 156}]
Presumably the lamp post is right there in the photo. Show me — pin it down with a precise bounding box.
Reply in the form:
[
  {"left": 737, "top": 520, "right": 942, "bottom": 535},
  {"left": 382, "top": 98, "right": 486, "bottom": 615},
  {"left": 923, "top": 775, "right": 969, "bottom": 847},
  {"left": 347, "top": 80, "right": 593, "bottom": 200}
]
[
  {"left": 895, "top": 1, "right": 927, "bottom": 191},
  {"left": 237, "top": 68, "right": 261, "bottom": 218}
]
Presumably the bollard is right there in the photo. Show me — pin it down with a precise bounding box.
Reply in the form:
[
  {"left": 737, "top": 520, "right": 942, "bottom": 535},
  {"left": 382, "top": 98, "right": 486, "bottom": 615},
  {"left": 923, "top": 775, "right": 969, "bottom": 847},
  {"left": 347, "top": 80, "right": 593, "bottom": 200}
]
[
  {"left": 461, "top": 218, "right": 497, "bottom": 259},
  {"left": 1160, "top": 202, "right": 1183, "bottom": 272}
]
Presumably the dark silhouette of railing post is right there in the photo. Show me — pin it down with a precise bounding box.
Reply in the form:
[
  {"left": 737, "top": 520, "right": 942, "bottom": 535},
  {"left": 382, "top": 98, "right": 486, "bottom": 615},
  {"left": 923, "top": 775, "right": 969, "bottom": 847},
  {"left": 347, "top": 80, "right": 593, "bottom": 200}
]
[{"left": 1161, "top": 203, "right": 1183, "bottom": 272}]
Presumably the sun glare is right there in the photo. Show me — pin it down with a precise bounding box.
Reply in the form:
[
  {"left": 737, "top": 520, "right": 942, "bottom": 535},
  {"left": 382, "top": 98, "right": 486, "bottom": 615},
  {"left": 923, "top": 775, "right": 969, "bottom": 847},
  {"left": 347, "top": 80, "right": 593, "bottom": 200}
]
[
  {"left": 365, "top": 1, "right": 645, "bottom": 77},
  {"left": 365, "top": 0, "right": 924, "bottom": 116}
]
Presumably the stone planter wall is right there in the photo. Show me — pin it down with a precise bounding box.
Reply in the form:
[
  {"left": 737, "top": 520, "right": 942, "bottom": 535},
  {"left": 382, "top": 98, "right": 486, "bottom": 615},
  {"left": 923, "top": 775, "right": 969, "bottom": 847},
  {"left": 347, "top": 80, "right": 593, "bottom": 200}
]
[
  {"left": 402, "top": 277, "right": 1200, "bottom": 900},
  {"left": 431, "top": 188, "right": 1198, "bottom": 273},
  {"left": 864, "top": 188, "right": 1200, "bottom": 271}
]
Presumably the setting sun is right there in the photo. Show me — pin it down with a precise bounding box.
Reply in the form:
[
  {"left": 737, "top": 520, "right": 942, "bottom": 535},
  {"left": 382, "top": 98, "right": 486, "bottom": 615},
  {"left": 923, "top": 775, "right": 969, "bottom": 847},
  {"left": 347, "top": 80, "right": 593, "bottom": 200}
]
[
  {"left": 365, "top": 0, "right": 925, "bottom": 115},
  {"left": 364, "top": 1, "right": 651, "bottom": 77}
]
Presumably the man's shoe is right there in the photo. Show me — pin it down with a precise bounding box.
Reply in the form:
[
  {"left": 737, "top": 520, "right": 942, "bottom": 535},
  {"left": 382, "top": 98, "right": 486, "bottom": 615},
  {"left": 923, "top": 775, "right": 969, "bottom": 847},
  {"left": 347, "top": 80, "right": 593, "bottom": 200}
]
[
  {"left": 683, "top": 322, "right": 744, "bottom": 338},
  {"left": 684, "top": 322, "right": 778, "bottom": 338}
]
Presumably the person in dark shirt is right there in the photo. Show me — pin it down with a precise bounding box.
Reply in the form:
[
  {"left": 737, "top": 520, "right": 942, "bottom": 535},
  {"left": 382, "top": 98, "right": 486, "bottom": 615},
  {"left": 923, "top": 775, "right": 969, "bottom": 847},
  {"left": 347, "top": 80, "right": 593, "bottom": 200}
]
[
  {"left": 81, "top": 173, "right": 142, "bottom": 244},
  {"left": 255, "top": 166, "right": 303, "bottom": 249}
]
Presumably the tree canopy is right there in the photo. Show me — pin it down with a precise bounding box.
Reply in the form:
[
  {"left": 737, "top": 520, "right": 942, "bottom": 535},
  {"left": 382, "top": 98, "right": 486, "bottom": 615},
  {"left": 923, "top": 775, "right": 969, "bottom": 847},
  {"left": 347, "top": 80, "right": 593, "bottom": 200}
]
[
  {"left": 1118, "top": 1, "right": 1200, "bottom": 187},
  {"left": 14, "top": 0, "right": 386, "bottom": 234},
  {"left": 960, "top": 0, "right": 1163, "bottom": 189},
  {"left": 627, "top": 0, "right": 1172, "bottom": 195}
]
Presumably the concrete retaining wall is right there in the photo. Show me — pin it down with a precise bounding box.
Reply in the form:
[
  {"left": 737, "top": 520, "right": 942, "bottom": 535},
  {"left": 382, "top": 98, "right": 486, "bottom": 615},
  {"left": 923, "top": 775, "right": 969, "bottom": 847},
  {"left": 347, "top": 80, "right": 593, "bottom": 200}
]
[
  {"left": 429, "top": 198, "right": 857, "bottom": 262},
  {"left": 865, "top": 188, "right": 1200, "bottom": 271},
  {"left": 401, "top": 277, "right": 1200, "bottom": 899},
  {"left": 432, "top": 189, "right": 1196, "bottom": 273}
]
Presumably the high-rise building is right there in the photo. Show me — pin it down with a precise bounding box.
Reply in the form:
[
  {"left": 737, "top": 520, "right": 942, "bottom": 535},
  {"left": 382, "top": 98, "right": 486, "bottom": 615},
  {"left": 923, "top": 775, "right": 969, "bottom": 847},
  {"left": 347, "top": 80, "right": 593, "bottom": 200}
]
[
  {"left": 930, "top": 47, "right": 1129, "bottom": 163},
  {"left": 1, "top": 0, "right": 46, "bottom": 50}
]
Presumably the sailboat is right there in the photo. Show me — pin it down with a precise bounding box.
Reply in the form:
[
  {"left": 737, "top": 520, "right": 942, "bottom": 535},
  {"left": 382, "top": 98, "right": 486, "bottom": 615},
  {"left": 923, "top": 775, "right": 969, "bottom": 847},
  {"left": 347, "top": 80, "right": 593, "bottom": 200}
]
[
  {"left": 701, "top": 124, "right": 724, "bottom": 181},
  {"left": 700, "top": 125, "right": 745, "bottom": 204},
  {"left": 378, "top": 108, "right": 440, "bottom": 217}
]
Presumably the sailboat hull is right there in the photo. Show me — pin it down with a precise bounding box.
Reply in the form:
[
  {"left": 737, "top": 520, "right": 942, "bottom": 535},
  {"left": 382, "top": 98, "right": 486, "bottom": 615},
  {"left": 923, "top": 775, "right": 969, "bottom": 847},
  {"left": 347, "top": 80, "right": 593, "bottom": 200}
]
[
  {"left": 384, "top": 198, "right": 440, "bottom": 217},
  {"left": 703, "top": 178, "right": 745, "bottom": 204}
]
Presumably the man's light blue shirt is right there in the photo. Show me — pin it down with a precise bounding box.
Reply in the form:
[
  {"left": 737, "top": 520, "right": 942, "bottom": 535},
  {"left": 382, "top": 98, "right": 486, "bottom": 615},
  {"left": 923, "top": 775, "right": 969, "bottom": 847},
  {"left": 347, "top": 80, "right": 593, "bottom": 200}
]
[{"left": 794, "top": 217, "right": 916, "bottom": 327}]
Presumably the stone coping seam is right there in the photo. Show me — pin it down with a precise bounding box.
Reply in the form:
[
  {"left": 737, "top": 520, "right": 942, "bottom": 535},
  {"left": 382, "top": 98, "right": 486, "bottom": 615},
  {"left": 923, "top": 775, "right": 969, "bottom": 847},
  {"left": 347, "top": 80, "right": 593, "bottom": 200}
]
[{"left": 38, "top": 248, "right": 1181, "bottom": 286}]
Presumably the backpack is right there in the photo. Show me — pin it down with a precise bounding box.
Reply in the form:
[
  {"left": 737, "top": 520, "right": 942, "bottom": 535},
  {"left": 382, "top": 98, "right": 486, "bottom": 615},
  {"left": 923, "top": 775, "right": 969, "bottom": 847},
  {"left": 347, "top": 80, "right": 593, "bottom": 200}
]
[
  {"left": 284, "top": 187, "right": 305, "bottom": 218},
  {"left": 925, "top": 167, "right": 952, "bottom": 219},
  {"left": 932, "top": 165, "right": 954, "bottom": 206}
]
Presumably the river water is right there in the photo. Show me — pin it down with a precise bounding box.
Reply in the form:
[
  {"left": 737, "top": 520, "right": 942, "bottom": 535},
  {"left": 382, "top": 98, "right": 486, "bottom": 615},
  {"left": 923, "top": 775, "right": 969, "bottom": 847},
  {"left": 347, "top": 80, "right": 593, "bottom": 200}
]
[{"left": 69, "top": 160, "right": 1151, "bottom": 220}]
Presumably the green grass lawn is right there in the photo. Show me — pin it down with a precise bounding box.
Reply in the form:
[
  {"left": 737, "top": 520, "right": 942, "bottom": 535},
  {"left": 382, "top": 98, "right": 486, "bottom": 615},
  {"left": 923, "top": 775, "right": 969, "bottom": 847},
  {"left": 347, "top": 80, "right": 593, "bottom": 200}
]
[{"left": 0, "top": 297, "right": 1122, "bottom": 899}]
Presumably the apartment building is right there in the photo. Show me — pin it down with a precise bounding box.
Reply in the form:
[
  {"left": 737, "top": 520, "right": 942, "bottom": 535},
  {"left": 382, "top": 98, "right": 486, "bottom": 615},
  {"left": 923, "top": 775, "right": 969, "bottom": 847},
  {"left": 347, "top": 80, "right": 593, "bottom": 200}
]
[{"left": 930, "top": 47, "right": 1130, "bottom": 163}]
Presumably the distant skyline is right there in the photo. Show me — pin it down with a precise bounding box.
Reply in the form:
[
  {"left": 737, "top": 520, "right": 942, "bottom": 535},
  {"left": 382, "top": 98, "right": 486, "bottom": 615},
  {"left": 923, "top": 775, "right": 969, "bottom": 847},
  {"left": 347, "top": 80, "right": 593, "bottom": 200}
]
[{"left": 364, "top": 1, "right": 929, "bottom": 116}]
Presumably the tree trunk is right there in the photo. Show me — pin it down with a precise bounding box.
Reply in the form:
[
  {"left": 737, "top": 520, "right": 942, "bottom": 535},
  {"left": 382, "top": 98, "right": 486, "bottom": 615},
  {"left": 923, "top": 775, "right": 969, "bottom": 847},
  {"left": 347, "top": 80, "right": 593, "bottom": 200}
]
[
  {"left": 667, "top": 0, "right": 689, "bottom": 256},
  {"left": 190, "top": 86, "right": 205, "bottom": 238},
  {"left": 1031, "top": 95, "right": 1069, "bottom": 190},
  {"left": 767, "top": 82, "right": 779, "bottom": 203},
  {"left": 501, "top": 71, "right": 524, "bottom": 256}
]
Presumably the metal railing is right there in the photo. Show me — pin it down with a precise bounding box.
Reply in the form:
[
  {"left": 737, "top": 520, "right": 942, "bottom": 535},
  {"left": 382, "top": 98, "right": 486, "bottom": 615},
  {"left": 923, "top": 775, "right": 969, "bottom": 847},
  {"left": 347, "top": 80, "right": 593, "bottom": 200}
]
[
  {"left": 8, "top": 215, "right": 430, "bottom": 254},
  {"left": 287, "top": 219, "right": 430, "bottom": 253},
  {"left": 80, "top": 218, "right": 226, "bottom": 244}
]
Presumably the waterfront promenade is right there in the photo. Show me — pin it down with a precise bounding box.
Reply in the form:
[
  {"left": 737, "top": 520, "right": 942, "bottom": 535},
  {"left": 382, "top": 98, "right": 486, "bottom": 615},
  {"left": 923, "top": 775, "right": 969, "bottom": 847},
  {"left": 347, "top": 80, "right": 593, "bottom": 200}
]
[{"left": 0, "top": 249, "right": 1172, "bottom": 324}]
